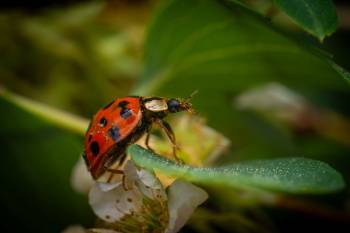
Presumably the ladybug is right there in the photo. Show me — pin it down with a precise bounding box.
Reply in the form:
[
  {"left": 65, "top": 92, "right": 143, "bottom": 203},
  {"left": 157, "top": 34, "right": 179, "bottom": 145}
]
[{"left": 82, "top": 94, "right": 195, "bottom": 179}]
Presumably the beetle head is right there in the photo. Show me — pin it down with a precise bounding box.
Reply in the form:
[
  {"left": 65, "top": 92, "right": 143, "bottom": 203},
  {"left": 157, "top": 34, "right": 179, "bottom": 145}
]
[{"left": 167, "top": 90, "right": 197, "bottom": 114}]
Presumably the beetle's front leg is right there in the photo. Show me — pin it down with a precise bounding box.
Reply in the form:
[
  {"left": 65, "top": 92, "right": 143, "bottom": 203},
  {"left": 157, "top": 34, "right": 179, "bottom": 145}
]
[
  {"left": 103, "top": 152, "right": 130, "bottom": 190},
  {"left": 155, "top": 118, "right": 182, "bottom": 163},
  {"left": 145, "top": 124, "right": 155, "bottom": 153}
]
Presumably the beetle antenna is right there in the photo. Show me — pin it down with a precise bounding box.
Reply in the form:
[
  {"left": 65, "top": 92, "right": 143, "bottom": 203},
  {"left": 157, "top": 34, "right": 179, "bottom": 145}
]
[
  {"left": 185, "top": 90, "right": 198, "bottom": 102},
  {"left": 182, "top": 90, "right": 198, "bottom": 114}
]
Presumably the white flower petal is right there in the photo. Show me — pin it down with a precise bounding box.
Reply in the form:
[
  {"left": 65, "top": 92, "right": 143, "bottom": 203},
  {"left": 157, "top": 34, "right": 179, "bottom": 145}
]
[
  {"left": 70, "top": 157, "right": 94, "bottom": 194},
  {"left": 137, "top": 169, "right": 163, "bottom": 189},
  {"left": 89, "top": 181, "right": 143, "bottom": 222},
  {"left": 165, "top": 180, "right": 208, "bottom": 233},
  {"left": 97, "top": 181, "right": 122, "bottom": 192},
  {"left": 125, "top": 160, "right": 166, "bottom": 200},
  {"left": 89, "top": 161, "right": 167, "bottom": 224},
  {"left": 136, "top": 169, "right": 167, "bottom": 200},
  {"left": 123, "top": 160, "right": 139, "bottom": 188}
]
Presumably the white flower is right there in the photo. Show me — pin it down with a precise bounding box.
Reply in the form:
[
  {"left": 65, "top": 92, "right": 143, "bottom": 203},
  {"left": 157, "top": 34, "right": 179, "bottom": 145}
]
[
  {"left": 89, "top": 161, "right": 208, "bottom": 233},
  {"left": 165, "top": 180, "right": 208, "bottom": 233}
]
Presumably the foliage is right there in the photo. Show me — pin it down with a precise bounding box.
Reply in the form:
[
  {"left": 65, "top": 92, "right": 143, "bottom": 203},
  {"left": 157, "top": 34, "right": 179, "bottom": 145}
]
[
  {"left": 273, "top": 0, "right": 338, "bottom": 40},
  {"left": 0, "top": 0, "right": 349, "bottom": 232},
  {"left": 129, "top": 145, "right": 344, "bottom": 194}
]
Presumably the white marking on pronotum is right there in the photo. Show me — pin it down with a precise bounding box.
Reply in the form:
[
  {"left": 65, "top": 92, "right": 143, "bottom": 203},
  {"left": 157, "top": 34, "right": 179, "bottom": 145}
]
[{"left": 144, "top": 99, "right": 168, "bottom": 112}]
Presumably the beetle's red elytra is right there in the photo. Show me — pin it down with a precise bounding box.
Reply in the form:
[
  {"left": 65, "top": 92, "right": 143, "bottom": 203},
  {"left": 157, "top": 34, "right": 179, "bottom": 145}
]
[{"left": 83, "top": 94, "right": 196, "bottom": 179}]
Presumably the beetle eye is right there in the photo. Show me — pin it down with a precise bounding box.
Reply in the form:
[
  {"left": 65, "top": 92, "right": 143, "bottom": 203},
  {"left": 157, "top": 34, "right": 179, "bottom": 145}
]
[{"left": 167, "top": 99, "right": 181, "bottom": 113}]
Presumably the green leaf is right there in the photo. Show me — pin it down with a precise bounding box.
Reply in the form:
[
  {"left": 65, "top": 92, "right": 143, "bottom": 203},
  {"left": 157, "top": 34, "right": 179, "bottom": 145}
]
[
  {"left": 0, "top": 91, "right": 92, "bottom": 233},
  {"left": 129, "top": 145, "right": 345, "bottom": 194},
  {"left": 273, "top": 0, "right": 338, "bottom": 41},
  {"left": 135, "top": 0, "right": 348, "bottom": 159}
]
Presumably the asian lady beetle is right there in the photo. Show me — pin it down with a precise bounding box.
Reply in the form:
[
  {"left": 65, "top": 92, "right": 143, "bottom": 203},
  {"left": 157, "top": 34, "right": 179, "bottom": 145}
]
[{"left": 82, "top": 93, "right": 196, "bottom": 180}]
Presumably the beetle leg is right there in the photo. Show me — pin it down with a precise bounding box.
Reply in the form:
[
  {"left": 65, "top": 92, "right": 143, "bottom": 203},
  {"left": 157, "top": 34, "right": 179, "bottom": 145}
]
[
  {"left": 105, "top": 168, "right": 129, "bottom": 190},
  {"left": 104, "top": 153, "right": 129, "bottom": 190},
  {"left": 117, "top": 151, "right": 128, "bottom": 167},
  {"left": 155, "top": 119, "right": 182, "bottom": 163},
  {"left": 105, "top": 167, "right": 124, "bottom": 181},
  {"left": 145, "top": 125, "right": 155, "bottom": 153}
]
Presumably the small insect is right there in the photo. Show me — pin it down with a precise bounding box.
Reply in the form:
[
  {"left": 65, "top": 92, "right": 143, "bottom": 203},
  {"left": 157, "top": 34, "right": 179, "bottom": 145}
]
[{"left": 82, "top": 92, "right": 196, "bottom": 180}]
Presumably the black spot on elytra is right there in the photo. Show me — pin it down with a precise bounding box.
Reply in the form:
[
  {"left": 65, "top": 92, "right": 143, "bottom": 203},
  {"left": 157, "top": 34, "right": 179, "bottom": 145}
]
[
  {"left": 118, "top": 101, "right": 129, "bottom": 108},
  {"left": 120, "top": 108, "right": 132, "bottom": 119},
  {"left": 117, "top": 100, "right": 133, "bottom": 119},
  {"left": 108, "top": 126, "right": 120, "bottom": 142},
  {"left": 90, "top": 141, "right": 100, "bottom": 156},
  {"left": 99, "top": 117, "right": 108, "bottom": 127},
  {"left": 103, "top": 100, "right": 114, "bottom": 110}
]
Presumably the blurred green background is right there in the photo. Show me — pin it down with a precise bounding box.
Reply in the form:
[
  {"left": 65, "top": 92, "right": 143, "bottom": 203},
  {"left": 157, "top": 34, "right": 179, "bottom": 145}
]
[{"left": 0, "top": 0, "right": 349, "bottom": 232}]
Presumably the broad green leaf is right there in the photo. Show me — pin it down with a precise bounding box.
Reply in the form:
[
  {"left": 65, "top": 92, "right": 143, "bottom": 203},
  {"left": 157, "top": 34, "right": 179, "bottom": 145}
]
[
  {"left": 129, "top": 145, "right": 345, "bottom": 194},
  {"left": 0, "top": 91, "right": 92, "bottom": 233},
  {"left": 135, "top": 0, "right": 349, "bottom": 159},
  {"left": 273, "top": 0, "right": 338, "bottom": 40}
]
